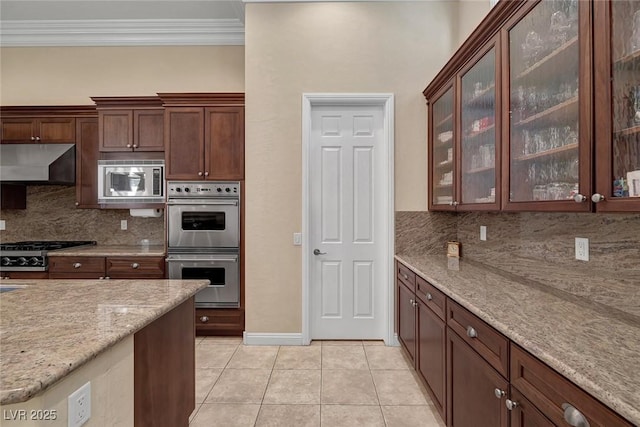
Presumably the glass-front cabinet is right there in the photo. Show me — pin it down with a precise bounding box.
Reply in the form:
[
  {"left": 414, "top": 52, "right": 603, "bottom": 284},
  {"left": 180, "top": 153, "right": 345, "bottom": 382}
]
[
  {"left": 459, "top": 40, "right": 500, "bottom": 209},
  {"left": 594, "top": 0, "right": 640, "bottom": 211},
  {"left": 429, "top": 85, "right": 455, "bottom": 210},
  {"left": 504, "top": 0, "right": 591, "bottom": 211}
]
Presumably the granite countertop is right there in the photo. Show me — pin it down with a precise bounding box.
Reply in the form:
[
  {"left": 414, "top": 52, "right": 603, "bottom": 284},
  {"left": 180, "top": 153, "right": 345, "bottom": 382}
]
[
  {"left": 0, "top": 278, "right": 208, "bottom": 405},
  {"left": 395, "top": 254, "right": 640, "bottom": 426},
  {"left": 49, "top": 244, "right": 166, "bottom": 257}
]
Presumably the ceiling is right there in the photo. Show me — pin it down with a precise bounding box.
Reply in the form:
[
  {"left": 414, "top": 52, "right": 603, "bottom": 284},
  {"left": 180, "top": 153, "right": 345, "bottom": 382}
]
[{"left": 0, "top": 0, "right": 246, "bottom": 46}]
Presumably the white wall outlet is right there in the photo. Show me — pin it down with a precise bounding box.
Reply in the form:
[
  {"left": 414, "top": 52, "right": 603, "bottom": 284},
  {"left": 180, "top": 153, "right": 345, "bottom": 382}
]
[
  {"left": 293, "top": 232, "right": 302, "bottom": 246},
  {"left": 68, "top": 381, "right": 91, "bottom": 427},
  {"left": 120, "top": 220, "right": 127, "bottom": 231},
  {"left": 480, "top": 225, "right": 487, "bottom": 241},
  {"left": 0, "top": 220, "right": 5, "bottom": 231},
  {"left": 575, "top": 237, "right": 589, "bottom": 261}
]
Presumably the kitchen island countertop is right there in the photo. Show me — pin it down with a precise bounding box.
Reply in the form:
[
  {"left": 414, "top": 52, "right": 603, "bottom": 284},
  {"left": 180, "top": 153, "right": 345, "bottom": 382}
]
[
  {"left": 0, "top": 278, "right": 208, "bottom": 405},
  {"left": 396, "top": 254, "right": 640, "bottom": 426},
  {"left": 48, "top": 244, "right": 165, "bottom": 257}
]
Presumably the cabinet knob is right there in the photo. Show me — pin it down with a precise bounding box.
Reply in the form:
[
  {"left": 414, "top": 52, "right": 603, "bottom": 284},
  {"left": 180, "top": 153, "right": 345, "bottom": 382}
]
[
  {"left": 198, "top": 171, "right": 203, "bottom": 176},
  {"left": 200, "top": 316, "right": 209, "bottom": 323},
  {"left": 35, "top": 136, "right": 41, "bottom": 141},
  {"left": 126, "top": 144, "right": 132, "bottom": 148},
  {"left": 133, "top": 144, "right": 138, "bottom": 148},
  {"left": 409, "top": 298, "right": 414, "bottom": 304},
  {"left": 204, "top": 171, "right": 209, "bottom": 176},
  {"left": 591, "top": 193, "right": 605, "bottom": 203},
  {"left": 105, "top": 276, "right": 110, "bottom": 280},
  {"left": 30, "top": 136, "right": 36, "bottom": 141},
  {"left": 466, "top": 326, "right": 478, "bottom": 338},
  {"left": 75, "top": 202, "right": 79, "bottom": 206},
  {"left": 131, "top": 262, "right": 139, "bottom": 269},
  {"left": 494, "top": 388, "right": 505, "bottom": 399},
  {"left": 99, "top": 276, "right": 104, "bottom": 280},
  {"left": 426, "top": 292, "right": 433, "bottom": 301},
  {"left": 573, "top": 194, "right": 587, "bottom": 203},
  {"left": 452, "top": 201, "right": 459, "bottom": 206},
  {"left": 562, "top": 403, "right": 590, "bottom": 427},
  {"left": 505, "top": 399, "right": 518, "bottom": 410},
  {"left": 73, "top": 262, "right": 82, "bottom": 269},
  {"left": 402, "top": 273, "right": 408, "bottom": 280}
]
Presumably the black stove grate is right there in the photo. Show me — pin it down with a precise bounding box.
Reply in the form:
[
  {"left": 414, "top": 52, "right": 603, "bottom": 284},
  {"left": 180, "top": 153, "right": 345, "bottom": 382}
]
[{"left": 0, "top": 241, "right": 97, "bottom": 252}]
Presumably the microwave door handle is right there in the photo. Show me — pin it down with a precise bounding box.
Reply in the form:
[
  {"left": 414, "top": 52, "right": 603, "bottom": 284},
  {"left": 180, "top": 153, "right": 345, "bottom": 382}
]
[
  {"left": 166, "top": 257, "right": 238, "bottom": 263},
  {"left": 166, "top": 200, "right": 238, "bottom": 206}
]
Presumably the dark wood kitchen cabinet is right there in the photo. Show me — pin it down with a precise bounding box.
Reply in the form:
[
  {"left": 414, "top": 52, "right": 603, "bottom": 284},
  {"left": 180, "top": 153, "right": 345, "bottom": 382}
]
[
  {"left": 49, "top": 256, "right": 165, "bottom": 279},
  {"left": 48, "top": 256, "right": 106, "bottom": 279},
  {"left": 397, "top": 262, "right": 417, "bottom": 363},
  {"left": 160, "top": 93, "right": 244, "bottom": 181},
  {"left": 0, "top": 117, "right": 76, "bottom": 144},
  {"left": 92, "top": 97, "right": 165, "bottom": 152},
  {"left": 106, "top": 256, "right": 165, "bottom": 279},
  {"left": 75, "top": 117, "right": 100, "bottom": 208}
]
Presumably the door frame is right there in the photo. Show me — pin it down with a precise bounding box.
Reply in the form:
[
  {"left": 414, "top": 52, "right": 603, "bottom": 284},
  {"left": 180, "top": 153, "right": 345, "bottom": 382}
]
[{"left": 301, "top": 93, "right": 395, "bottom": 346}]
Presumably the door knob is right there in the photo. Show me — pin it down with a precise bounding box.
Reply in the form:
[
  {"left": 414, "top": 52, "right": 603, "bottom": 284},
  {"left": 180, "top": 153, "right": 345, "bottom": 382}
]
[{"left": 313, "top": 249, "right": 326, "bottom": 255}]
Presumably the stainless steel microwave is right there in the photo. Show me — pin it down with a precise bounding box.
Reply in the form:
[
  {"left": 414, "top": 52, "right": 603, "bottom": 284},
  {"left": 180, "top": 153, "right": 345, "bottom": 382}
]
[{"left": 97, "top": 160, "right": 165, "bottom": 204}]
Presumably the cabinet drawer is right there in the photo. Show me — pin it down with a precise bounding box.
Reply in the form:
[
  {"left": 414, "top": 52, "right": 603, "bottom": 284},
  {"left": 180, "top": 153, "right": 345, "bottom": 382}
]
[
  {"left": 510, "top": 344, "right": 633, "bottom": 427},
  {"left": 416, "top": 276, "right": 446, "bottom": 320},
  {"left": 447, "top": 299, "right": 509, "bottom": 377},
  {"left": 48, "top": 256, "right": 105, "bottom": 275},
  {"left": 106, "top": 256, "right": 165, "bottom": 278},
  {"left": 397, "top": 262, "right": 416, "bottom": 291},
  {"left": 195, "top": 308, "right": 244, "bottom": 336}
]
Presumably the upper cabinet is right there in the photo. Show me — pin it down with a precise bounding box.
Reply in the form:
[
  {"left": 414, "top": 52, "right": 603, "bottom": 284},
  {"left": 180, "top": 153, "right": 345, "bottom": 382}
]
[
  {"left": 1, "top": 117, "right": 76, "bottom": 144},
  {"left": 91, "top": 97, "right": 164, "bottom": 152},
  {"left": 160, "top": 93, "right": 244, "bottom": 181},
  {"left": 593, "top": 0, "right": 640, "bottom": 211},
  {"left": 425, "top": 0, "right": 639, "bottom": 212}
]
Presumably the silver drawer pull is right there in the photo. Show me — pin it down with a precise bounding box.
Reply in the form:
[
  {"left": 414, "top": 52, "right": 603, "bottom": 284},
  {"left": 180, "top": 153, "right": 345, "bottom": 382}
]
[
  {"left": 131, "top": 262, "right": 139, "bottom": 269},
  {"left": 200, "top": 316, "right": 209, "bottom": 323},
  {"left": 426, "top": 292, "right": 433, "bottom": 301},
  {"left": 562, "top": 403, "right": 590, "bottom": 427},
  {"left": 494, "top": 388, "right": 505, "bottom": 399},
  {"left": 402, "top": 273, "right": 408, "bottom": 280},
  {"left": 505, "top": 399, "right": 518, "bottom": 410},
  {"left": 73, "top": 262, "right": 82, "bottom": 269},
  {"left": 466, "top": 326, "right": 478, "bottom": 338}
]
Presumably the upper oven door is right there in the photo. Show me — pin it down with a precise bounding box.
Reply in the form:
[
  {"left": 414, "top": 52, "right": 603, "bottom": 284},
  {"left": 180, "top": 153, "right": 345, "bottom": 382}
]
[{"left": 167, "top": 201, "right": 239, "bottom": 249}]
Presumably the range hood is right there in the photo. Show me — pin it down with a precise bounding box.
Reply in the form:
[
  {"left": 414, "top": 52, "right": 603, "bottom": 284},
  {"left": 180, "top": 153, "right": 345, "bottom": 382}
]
[{"left": 0, "top": 144, "right": 75, "bottom": 185}]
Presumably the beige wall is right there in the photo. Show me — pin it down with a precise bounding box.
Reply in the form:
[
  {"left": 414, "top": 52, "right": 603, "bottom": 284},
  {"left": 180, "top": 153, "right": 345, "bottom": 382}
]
[
  {"left": 244, "top": 1, "right": 459, "bottom": 333},
  {"left": 456, "top": 0, "right": 492, "bottom": 48},
  {"left": 0, "top": 46, "right": 244, "bottom": 105}
]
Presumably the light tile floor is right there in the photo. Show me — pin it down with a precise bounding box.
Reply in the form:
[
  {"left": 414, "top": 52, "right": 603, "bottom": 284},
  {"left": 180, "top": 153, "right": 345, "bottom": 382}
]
[{"left": 190, "top": 337, "right": 446, "bottom": 427}]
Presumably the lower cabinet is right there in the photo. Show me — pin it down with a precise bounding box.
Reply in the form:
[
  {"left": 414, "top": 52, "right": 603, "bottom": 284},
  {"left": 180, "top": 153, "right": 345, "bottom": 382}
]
[
  {"left": 48, "top": 256, "right": 165, "bottom": 279},
  {"left": 1, "top": 271, "right": 49, "bottom": 279},
  {"left": 395, "top": 260, "right": 633, "bottom": 427},
  {"left": 196, "top": 308, "right": 245, "bottom": 336}
]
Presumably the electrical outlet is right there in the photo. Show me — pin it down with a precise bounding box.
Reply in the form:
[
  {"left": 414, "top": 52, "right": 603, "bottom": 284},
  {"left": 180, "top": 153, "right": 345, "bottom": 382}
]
[
  {"left": 68, "top": 381, "right": 91, "bottom": 427},
  {"left": 480, "top": 225, "right": 487, "bottom": 241},
  {"left": 120, "top": 220, "right": 127, "bottom": 231},
  {"left": 575, "top": 237, "right": 589, "bottom": 261},
  {"left": 0, "top": 220, "right": 5, "bottom": 231},
  {"left": 293, "top": 232, "right": 302, "bottom": 246}
]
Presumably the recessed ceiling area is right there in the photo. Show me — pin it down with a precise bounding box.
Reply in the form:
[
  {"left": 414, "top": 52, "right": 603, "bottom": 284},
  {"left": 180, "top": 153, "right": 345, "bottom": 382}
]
[{"left": 0, "top": 0, "right": 246, "bottom": 46}]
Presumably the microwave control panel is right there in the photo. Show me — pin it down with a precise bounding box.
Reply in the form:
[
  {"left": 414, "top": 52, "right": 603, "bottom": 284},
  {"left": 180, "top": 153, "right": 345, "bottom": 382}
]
[{"left": 167, "top": 181, "right": 240, "bottom": 198}]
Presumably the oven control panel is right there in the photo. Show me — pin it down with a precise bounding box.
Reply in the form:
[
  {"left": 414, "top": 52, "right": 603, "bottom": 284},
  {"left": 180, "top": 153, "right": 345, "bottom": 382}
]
[{"left": 167, "top": 181, "right": 240, "bottom": 198}]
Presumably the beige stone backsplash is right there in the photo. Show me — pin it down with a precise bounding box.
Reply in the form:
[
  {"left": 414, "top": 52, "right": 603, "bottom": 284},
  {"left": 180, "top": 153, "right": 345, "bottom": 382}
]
[{"left": 0, "top": 185, "right": 164, "bottom": 245}]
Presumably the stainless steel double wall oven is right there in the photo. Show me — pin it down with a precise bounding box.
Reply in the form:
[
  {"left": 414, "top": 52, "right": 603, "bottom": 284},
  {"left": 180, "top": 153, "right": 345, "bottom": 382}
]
[{"left": 166, "top": 181, "right": 240, "bottom": 308}]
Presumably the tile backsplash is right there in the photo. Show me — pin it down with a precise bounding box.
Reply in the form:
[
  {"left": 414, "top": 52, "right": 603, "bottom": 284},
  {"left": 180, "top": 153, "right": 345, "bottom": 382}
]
[{"left": 0, "top": 186, "right": 164, "bottom": 245}]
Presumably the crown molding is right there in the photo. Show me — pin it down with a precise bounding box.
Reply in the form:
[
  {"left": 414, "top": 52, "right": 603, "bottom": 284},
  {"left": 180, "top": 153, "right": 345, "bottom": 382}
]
[{"left": 0, "top": 19, "right": 245, "bottom": 47}]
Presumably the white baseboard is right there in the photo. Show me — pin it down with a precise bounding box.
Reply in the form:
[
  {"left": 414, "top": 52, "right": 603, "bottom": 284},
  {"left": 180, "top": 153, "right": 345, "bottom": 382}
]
[
  {"left": 388, "top": 333, "right": 400, "bottom": 347},
  {"left": 243, "top": 332, "right": 304, "bottom": 346}
]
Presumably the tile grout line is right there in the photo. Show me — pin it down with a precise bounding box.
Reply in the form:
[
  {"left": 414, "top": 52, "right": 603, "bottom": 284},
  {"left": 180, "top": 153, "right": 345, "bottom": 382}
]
[{"left": 362, "top": 344, "right": 388, "bottom": 427}]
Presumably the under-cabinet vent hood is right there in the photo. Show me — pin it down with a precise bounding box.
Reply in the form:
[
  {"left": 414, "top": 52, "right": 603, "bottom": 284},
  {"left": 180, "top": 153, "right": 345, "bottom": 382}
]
[{"left": 0, "top": 144, "right": 75, "bottom": 184}]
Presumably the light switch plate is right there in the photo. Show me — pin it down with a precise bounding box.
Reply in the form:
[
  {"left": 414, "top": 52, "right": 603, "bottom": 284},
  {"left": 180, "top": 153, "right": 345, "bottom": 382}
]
[
  {"left": 120, "top": 220, "right": 127, "bottom": 231},
  {"left": 293, "top": 232, "right": 302, "bottom": 246},
  {"left": 0, "top": 220, "right": 5, "bottom": 231},
  {"left": 575, "top": 237, "right": 589, "bottom": 261},
  {"left": 480, "top": 226, "right": 487, "bottom": 241}
]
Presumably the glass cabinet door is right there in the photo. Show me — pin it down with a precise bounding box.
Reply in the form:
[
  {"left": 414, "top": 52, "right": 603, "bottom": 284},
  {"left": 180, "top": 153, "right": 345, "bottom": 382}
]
[
  {"left": 460, "top": 42, "right": 499, "bottom": 208},
  {"left": 430, "top": 86, "right": 455, "bottom": 208},
  {"left": 506, "top": 0, "right": 589, "bottom": 210},
  {"left": 594, "top": 0, "right": 640, "bottom": 211}
]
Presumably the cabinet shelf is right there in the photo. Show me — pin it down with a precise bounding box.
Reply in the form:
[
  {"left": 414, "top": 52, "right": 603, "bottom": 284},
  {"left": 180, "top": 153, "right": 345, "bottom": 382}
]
[
  {"left": 515, "top": 36, "right": 578, "bottom": 83},
  {"left": 435, "top": 183, "right": 453, "bottom": 189},
  {"left": 435, "top": 160, "right": 453, "bottom": 169},
  {"left": 514, "top": 97, "right": 578, "bottom": 129},
  {"left": 512, "top": 142, "right": 578, "bottom": 162},
  {"left": 463, "top": 85, "right": 495, "bottom": 109},
  {"left": 614, "top": 49, "right": 640, "bottom": 69},
  {"left": 464, "top": 165, "right": 495, "bottom": 175},
  {"left": 464, "top": 125, "right": 495, "bottom": 142},
  {"left": 435, "top": 114, "right": 453, "bottom": 128},
  {"left": 615, "top": 125, "right": 640, "bottom": 138}
]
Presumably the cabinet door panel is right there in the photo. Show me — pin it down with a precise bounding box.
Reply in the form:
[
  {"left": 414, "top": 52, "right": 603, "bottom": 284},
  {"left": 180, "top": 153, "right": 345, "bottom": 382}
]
[
  {"left": 417, "top": 301, "right": 445, "bottom": 419},
  {"left": 100, "top": 110, "right": 133, "bottom": 151},
  {"left": 397, "top": 282, "right": 416, "bottom": 363},
  {"left": 504, "top": 0, "right": 591, "bottom": 211},
  {"left": 134, "top": 110, "right": 164, "bottom": 151},
  {"left": 448, "top": 330, "right": 508, "bottom": 427},
  {"left": 75, "top": 118, "right": 100, "bottom": 208},
  {"left": 429, "top": 85, "right": 456, "bottom": 210},
  {"left": 38, "top": 118, "right": 76, "bottom": 143},
  {"left": 509, "top": 388, "right": 555, "bottom": 427},
  {"left": 1, "top": 119, "right": 36, "bottom": 143},
  {"left": 204, "top": 107, "right": 244, "bottom": 180},
  {"left": 165, "top": 108, "right": 204, "bottom": 180},
  {"left": 106, "top": 256, "right": 165, "bottom": 278}
]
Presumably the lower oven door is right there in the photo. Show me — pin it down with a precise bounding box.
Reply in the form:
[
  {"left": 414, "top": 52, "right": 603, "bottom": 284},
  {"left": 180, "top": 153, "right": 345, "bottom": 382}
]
[
  {"left": 166, "top": 253, "right": 239, "bottom": 308},
  {"left": 167, "top": 201, "right": 239, "bottom": 249}
]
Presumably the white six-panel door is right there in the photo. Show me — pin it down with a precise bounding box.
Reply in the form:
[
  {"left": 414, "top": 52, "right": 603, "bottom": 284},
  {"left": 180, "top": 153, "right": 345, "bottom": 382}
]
[{"left": 309, "top": 104, "right": 386, "bottom": 339}]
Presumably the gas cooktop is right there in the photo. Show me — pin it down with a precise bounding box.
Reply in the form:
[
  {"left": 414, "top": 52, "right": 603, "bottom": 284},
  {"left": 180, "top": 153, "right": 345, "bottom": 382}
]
[{"left": 0, "top": 241, "right": 96, "bottom": 271}]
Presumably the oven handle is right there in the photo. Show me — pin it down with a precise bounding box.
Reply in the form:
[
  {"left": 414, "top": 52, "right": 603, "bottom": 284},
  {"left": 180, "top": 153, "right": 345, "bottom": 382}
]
[
  {"left": 167, "top": 200, "right": 238, "bottom": 206},
  {"left": 166, "top": 256, "right": 238, "bottom": 263}
]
